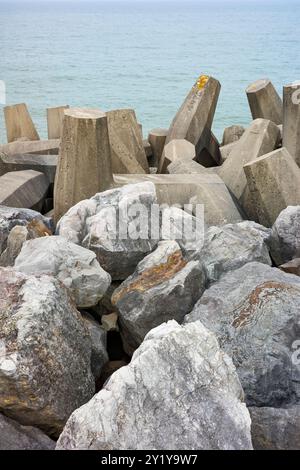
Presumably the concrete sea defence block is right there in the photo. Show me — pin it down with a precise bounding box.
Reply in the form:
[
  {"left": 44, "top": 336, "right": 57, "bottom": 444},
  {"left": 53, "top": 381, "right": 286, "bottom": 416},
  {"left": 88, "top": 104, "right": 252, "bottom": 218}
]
[
  {"left": 4, "top": 103, "right": 40, "bottom": 143},
  {"left": 47, "top": 105, "right": 69, "bottom": 139},
  {"left": 113, "top": 173, "right": 243, "bottom": 227},
  {"left": 106, "top": 109, "right": 149, "bottom": 174},
  {"left": 0, "top": 139, "right": 60, "bottom": 157},
  {"left": 244, "top": 147, "right": 300, "bottom": 227},
  {"left": 0, "top": 170, "right": 49, "bottom": 211},
  {"left": 219, "top": 118, "right": 280, "bottom": 218},
  {"left": 0, "top": 153, "right": 57, "bottom": 185},
  {"left": 283, "top": 81, "right": 300, "bottom": 166},
  {"left": 159, "top": 75, "right": 221, "bottom": 172},
  {"left": 246, "top": 79, "right": 283, "bottom": 125},
  {"left": 54, "top": 108, "right": 113, "bottom": 222}
]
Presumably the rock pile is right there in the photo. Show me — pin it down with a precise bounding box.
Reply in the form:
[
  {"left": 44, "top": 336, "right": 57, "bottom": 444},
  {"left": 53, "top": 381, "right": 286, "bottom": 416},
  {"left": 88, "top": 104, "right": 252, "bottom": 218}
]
[{"left": 0, "top": 74, "right": 300, "bottom": 449}]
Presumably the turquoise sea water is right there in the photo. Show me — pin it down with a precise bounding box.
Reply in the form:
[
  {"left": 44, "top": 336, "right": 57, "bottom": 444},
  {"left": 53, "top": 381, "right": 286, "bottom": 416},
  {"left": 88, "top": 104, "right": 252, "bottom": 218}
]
[{"left": 0, "top": 0, "right": 300, "bottom": 143}]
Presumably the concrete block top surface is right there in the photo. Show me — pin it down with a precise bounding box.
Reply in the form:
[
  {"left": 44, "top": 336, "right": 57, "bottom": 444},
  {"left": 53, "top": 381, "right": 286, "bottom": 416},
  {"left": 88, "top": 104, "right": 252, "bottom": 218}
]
[
  {"left": 149, "top": 128, "right": 169, "bottom": 136},
  {"left": 64, "top": 108, "right": 106, "bottom": 120},
  {"left": 246, "top": 78, "right": 271, "bottom": 93},
  {"left": 244, "top": 146, "right": 295, "bottom": 167}
]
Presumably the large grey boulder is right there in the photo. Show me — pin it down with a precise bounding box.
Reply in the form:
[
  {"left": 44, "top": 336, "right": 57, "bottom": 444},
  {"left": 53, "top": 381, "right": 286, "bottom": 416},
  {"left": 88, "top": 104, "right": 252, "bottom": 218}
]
[
  {"left": 0, "top": 413, "right": 55, "bottom": 450},
  {"left": 57, "top": 182, "right": 158, "bottom": 280},
  {"left": 112, "top": 241, "right": 206, "bottom": 354},
  {"left": 0, "top": 205, "right": 52, "bottom": 257},
  {"left": 0, "top": 225, "right": 29, "bottom": 267},
  {"left": 56, "top": 320, "right": 252, "bottom": 450},
  {"left": 15, "top": 236, "right": 111, "bottom": 308},
  {"left": 269, "top": 206, "right": 300, "bottom": 265},
  {"left": 185, "top": 262, "right": 300, "bottom": 407},
  {"left": 250, "top": 406, "right": 300, "bottom": 450},
  {"left": 0, "top": 268, "right": 94, "bottom": 436},
  {"left": 82, "top": 313, "right": 108, "bottom": 381},
  {"left": 198, "top": 221, "right": 272, "bottom": 283}
]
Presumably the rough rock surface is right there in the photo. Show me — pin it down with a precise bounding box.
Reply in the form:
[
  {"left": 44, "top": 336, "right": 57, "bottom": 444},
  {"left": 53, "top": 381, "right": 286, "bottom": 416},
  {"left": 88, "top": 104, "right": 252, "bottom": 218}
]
[
  {"left": 0, "top": 225, "right": 29, "bottom": 267},
  {"left": 82, "top": 313, "right": 109, "bottom": 381},
  {"left": 0, "top": 413, "right": 55, "bottom": 450},
  {"left": 199, "top": 221, "right": 272, "bottom": 283},
  {"left": 112, "top": 241, "right": 206, "bottom": 354},
  {"left": 0, "top": 205, "right": 52, "bottom": 257},
  {"left": 0, "top": 268, "right": 94, "bottom": 436},
  {"left": 250, "top": 406, "right": 300, "bottom": 450},
  {"left": 56, "top": 321, "right": 252, "bottom": 450},
  {"left": 15, "top": 236, "right": 111, "bottom": 308},
  {"left": 57, "top": 182, "right": 158, "bottom": 280},
  {"left": 269, "top": 206, "right": 300, "bottom": 265},
  {"left": 160, "top": 206, "right": 204, "bottom": 254},
  {"left": 185, "top": 262, "right": 300, "bottom": 407}
]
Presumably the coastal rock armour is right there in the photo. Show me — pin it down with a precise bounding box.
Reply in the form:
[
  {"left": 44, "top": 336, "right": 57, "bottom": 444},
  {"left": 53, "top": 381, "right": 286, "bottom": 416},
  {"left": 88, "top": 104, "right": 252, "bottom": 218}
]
[
  {"left": 0, "top": 205, "right": 52, "bottom": 256},
  {"left": 250, "top": 406, "right": 300, "bottom": 450},
  {"left": 269, "top": 206, "right": 300, "bottom": 265},
  {"left": 56, "top": 182, "right": 158, "bottom": 280},
  {"left": 198, "top": 221, "right": 272, "bottom": 283},
  {"left": 112, "top": 241, "right": 206, "bottom": 354},
  {"left": 185, "top": 262, "right": 300, "bottom": 407},
  {"left": 0, "top": 413, "right": 55, "bottom": 450},
  {"left": 56, "top": 321, "right": 252, "bottom": 450},
  {"left": 15, "top": 235, "right": 111, "bottom": 308},
  {"left": 0, "top": 268, "right": 94, "bottom": 437},
  {"left": 82, "top": 313, "right": 109, "bottom": 381}
]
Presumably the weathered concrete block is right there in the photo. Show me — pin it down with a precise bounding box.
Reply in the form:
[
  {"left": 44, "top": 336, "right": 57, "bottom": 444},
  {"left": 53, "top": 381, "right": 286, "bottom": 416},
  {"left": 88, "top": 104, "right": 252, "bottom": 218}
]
[
  {"left": 0, "top": 170, "right": 49, "bottom": 211},
  {"left": 54, "top": 108, "right": 113, "bottom": 222},
  {"left": 167, "top": 159, "right": 208, "bottom": 174},
  {"left": 114, "top": 173, "right": 243, "bottom": 227},
  {"left": 219, "top": 119, "right": 280, "bottom": 218},
  {"left": 106, "top": 109, "right": 149, "bottom": 174},
  {"left": 0, "top": 153, "right": 57, "bottom": 184},
  {"left": 222, "top": 125, "right": 245, "bottom": 146},
  {"left": 159, "top": 139, "right": 196, "bottom": 173},
  {"left": 246, "top": 79, "right": 283, "bottom": 124},
  {"left": 148, "top": 128, "right": 168, "bottom": 166},
  {"left": 47, "top": 105, "right": 69, "bottom": 139},
  {"left": 0, "top": 139, "right": 59, "bottom": 157},
  {"left": 196, "top": 127, "right": 221, "bottom": 167},
  {"left": 220, "top": 142, "right": 237, "bottom": 163},
  {"left": 4, "top": 103, "right": 40, "bottom": 143},
  {"left": 143, "top": 139, "right": 152, "bottom": 158},
  {"left": 159, "top": 75, "right": 221, "bottom": 171},
  {"left": 244, "top": 147, "right": 300, "bottom": 227},
  {"left": 283, "top": 81, "right": 300, "bottom": 166}
]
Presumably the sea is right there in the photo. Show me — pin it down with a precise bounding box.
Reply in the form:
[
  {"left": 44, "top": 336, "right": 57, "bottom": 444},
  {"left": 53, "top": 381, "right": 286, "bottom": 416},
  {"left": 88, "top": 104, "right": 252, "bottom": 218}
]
[{"left": 0, "top": 0, "right": 299, "bottom": 143}]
